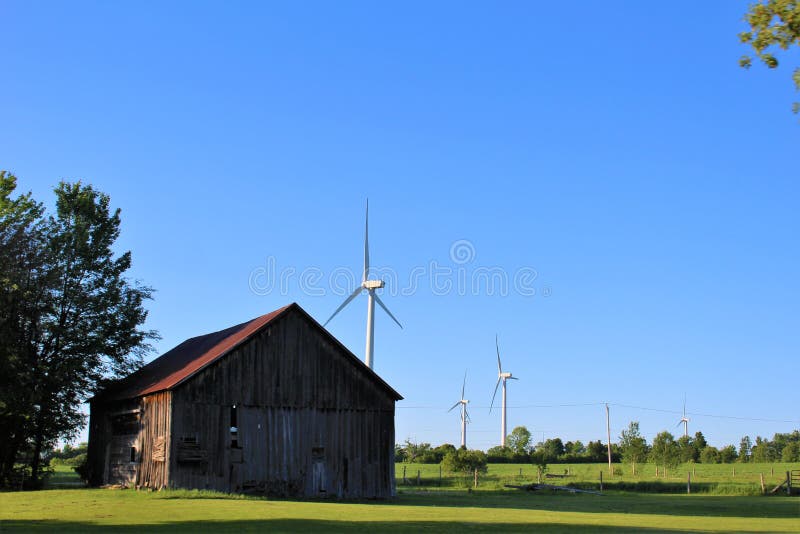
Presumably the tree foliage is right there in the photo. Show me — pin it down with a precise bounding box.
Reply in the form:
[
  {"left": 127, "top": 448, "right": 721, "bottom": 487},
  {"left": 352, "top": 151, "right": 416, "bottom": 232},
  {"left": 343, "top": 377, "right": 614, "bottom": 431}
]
[
  {"left": 649, "top": 431, "right": 680, "bottom": 470},
  {"left": 619, "top": 421, "right": 649, "bottom": 468},
  {"left": 0, "top": 172, "right": 156, "bottom": 487},
  {"left": 739, "top": 0, "right": 800, "bottom": 113},
  {"left": 441, "top": 448, "right": 488, "bottom": 474},
  {"left": 506, "top": 426, "right": 532, "bottom": 456}
]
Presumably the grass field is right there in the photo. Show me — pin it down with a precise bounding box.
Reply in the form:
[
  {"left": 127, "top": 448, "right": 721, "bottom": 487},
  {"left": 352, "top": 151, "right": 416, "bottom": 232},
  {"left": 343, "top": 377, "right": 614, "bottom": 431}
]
[
  {"left": 0, "top": 465, "right": 797, "bottom": 532},
  {"left": 396, "top": 462, "right": 800, "bottom": 495}
]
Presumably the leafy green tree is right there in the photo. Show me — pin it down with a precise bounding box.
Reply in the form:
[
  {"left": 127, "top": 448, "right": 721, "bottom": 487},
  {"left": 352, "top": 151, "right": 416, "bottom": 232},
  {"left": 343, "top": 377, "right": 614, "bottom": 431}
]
[
  {"left": 693, "top": 431, "right": 708, "bottom": 451},
  {"left": 619, "top": 421, "right": 649, "bottom": 474},
  {"left": 0, "top": 175, "right": 156, "bottom": 487},
  {"left": 649, "top": 431, "right": 680, "bottom": 471},
  {"left": 739, "top": 0, "right": 800, "bottom": 113},
  {"left": 506, "top": 426, "right": 532, "bottom": 456},
  {"left": 738, "top": 436, "right": 752, "bottom": 463},
  {"left": 402, "top": 440, "right": 436, "bottom": 463},
  {"left": 719, "top": 445, "right": 738, "bottom": 464},
  {"left": 432, "top": 443, "right": 457, "bottom": 463},
  {"left": 700, "top": 446, "right": 720, "bottom": 464},
  {"left": 750, "top": 436, "right": 774, "bottom": 462},
  {"left": 782, "top": 441, "right": 800, "bottom": 462},
  {"left": 564, "top": 440, "right": 585, "bottom": 455},
  {"left": 586, "top": 440, "right": 607, "bottom": 462},
  {"left": 441, "top": 448, "right": 488, "bottom": 474},
  {"left": 677, "top": 435, "right": 699, "bottom": 463}
]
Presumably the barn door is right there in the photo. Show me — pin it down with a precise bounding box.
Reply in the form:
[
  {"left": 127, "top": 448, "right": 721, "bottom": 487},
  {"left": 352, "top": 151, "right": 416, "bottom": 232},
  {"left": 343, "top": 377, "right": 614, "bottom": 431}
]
[{"left": 312, "top": 447, "right": 326, "bottom": 496}]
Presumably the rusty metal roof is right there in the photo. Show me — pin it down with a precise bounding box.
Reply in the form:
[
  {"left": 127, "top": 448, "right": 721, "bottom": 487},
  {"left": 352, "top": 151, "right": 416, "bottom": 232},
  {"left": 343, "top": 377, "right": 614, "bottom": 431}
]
[{"left": 95, "top": 303, "right": 402, "bottom": 402}]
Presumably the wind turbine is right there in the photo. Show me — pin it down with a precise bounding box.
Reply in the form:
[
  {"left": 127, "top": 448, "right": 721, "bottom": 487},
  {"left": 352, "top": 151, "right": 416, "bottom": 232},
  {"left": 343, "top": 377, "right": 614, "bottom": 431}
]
[
  {"left": 676, "top": 394, "right": 690, "bottom": 438},
  {"left": 490, "top": 335, "right": 518, "bottom": 447},
  {"left": 323, "top": 200, "right": 402, "bottom": 370},
  {"left": 447, "top": 371, "right": 470, "bottom": 448}
]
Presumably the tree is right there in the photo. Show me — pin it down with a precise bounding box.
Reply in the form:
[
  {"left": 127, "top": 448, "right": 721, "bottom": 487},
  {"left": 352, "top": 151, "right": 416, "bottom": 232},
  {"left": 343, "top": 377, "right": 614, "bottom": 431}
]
[
  {"left": 739, "top": 0, "right": 800, "bottom": 113},
  {"left": 677, "top": 435, "right": 699, "bottom": 463},
  {"left": 506, "top": 426, "right": 532, "bottom": 456},
  {"left": 693, "top": 431, "right": 708, "bottom": 451},
  {"left": 441, "top": 448, "right": 488, "bottom": 475},
  {"left": 649, "top": 431, "right": 680, "bottom": 472},
  {"left": 619, "top": 421, "right": 649, "bottom": 474},
  {"left": 782, "top": 441, "right": 800, "bottom": 462},
  {"left": 719, "top": 445, "right": 738, "bottom": 464},
  {"left": 432, "top": 443, "right": 457, "bottom": 463},
  {"left": 700, "top": 446, "right": 720, "bottom": 464},
  {"left": 738, "top": 436, "right": 752, "bottom": 463},
  {"left": 0, "top": 175, "right": 156, "bottom": 487}
]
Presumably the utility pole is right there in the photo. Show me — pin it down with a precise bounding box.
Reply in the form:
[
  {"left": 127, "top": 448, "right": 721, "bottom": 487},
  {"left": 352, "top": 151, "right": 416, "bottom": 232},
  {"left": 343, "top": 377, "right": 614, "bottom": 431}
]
[{"left": 605, "top": 403, "right": 612, "bottom": 474}]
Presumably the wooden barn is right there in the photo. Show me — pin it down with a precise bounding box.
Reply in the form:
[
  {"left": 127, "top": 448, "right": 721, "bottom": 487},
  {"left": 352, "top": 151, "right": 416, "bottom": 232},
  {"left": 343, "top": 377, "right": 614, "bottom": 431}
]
[{"left": 87, "top": 303, "right": 402, "bottom": 498}]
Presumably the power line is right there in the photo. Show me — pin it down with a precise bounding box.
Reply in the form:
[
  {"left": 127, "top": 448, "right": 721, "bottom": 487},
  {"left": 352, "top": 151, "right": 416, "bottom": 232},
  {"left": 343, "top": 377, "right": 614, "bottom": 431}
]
[{"left": 398, "top": 400, "right": 800, "bottom": 424}]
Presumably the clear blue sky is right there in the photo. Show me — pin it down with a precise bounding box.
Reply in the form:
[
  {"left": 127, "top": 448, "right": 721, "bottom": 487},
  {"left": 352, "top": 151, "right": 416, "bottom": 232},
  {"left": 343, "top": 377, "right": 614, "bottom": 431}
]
[{"left": 2, "top": 1, "right": 798, "bottom": 450}]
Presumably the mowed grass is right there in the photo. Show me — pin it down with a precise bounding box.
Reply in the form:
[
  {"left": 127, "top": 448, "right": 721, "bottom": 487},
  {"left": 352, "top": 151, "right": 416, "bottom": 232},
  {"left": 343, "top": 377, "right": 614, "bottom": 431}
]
[{"left": 0, "top": 465, "right": 797, "bottom": 533}]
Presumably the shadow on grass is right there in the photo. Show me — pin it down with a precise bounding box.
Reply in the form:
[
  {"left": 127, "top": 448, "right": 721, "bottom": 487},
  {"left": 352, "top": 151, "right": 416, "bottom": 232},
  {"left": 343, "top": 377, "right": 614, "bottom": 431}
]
[
  {"left": 138, "top": 488, "right": 800, "bottom": 520},
  {"left": 0, "top": 519, "right": 692, "bottom": 533},
  {"left": 387, "top": 491, "right": 800, "bottom": 519}
]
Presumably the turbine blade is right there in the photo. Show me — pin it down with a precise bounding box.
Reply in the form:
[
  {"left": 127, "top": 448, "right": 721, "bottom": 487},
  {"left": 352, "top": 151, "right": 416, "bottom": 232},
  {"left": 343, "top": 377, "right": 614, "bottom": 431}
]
[
  {"left": 374, "top": 294, "right": 402, "bottom": 329},
  {"left": 461, "top": 371, "right": 467, "bottom": 400},
  {"left": 508, "top": 376, "right": 519, "bottom": 380},
  {"left": 676, "top": 420, "right": 682, "bottom": 427},
  {"left": 447, "top": 401, "right": 461, "bottom": 412},
  {"left": 323, "top": 287, "right": 362, "bottom": 326},
  {"left": 363, "top": 199, "right": 369, "bottom": 282},
  {"left": 496, "top": 334, "right": 502, "bottom": 373},
  {"left": 465, "top": 409, "right": 471, "bottom": 424},
  {"left": 489, "top": 377, "right": 501, "bottom": 412}
]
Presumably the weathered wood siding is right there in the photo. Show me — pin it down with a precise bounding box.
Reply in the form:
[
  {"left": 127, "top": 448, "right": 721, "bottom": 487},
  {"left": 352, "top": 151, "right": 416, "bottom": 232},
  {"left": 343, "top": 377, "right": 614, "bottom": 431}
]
[
  {"left": 169, "top": 308, "right": 396, "bottom": 498},
  {"left": 87, "top": 393, "right": 172, "bottom": 489},
  {"left": 136, "top": 391, "right": 172, "bottom": 488}
]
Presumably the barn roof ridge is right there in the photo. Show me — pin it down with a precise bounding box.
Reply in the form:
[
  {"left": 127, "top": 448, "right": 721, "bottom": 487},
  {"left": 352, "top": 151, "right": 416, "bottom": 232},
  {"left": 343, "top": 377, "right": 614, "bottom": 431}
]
[{"left": 93, "top": 302, "right": 402, "bottom": 402}]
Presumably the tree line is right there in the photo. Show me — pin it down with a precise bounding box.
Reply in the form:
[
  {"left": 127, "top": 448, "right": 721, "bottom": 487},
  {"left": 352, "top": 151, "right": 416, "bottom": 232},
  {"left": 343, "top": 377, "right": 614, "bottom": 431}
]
[
  {"left": 0, "top": 172, "right": 154, "bottom": 488},
  {"left": 396, "top": 424, "right": 800, "bottom": 470}
]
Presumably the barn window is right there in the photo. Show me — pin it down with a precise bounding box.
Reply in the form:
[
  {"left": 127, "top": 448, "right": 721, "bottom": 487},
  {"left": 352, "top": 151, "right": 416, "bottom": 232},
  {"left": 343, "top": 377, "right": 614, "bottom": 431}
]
[
  {"left": 129, "top": 446, "right": 137, "bottom": 463},
  {"left": 230, "top": 404, "right": 239, "bottom": 448}
]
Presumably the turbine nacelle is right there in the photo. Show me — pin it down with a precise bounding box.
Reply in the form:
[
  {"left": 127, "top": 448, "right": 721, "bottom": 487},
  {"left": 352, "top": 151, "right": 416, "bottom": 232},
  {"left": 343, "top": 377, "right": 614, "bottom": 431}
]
[
  {"left": 499, "top": 372, "right": 513, "bottom": 379},
  {"left": 363, "top": 279, "right": 385, "bottom": 290}
]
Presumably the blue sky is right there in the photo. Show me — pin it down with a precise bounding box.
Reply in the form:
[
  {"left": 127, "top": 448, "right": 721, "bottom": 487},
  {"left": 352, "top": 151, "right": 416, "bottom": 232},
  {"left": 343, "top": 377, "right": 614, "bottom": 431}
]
[{"left": 2, "top": 1, "right": 798, "bottom": 450}]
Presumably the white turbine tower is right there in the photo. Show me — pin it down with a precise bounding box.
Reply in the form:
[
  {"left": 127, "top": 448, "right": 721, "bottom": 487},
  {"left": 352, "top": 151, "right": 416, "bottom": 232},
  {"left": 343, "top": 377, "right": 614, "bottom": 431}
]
[
  {"left": 677, "top": 395, "right": 690, "bottom": 438},
  {"left": 447, "top": 371, "right": 470, "bottom": 448},
  {"left": 490, "top": 335, "right": 518, "bottom": 447},
  {"left": 323, "top": 200, "right": 402, "bottom": 370}
]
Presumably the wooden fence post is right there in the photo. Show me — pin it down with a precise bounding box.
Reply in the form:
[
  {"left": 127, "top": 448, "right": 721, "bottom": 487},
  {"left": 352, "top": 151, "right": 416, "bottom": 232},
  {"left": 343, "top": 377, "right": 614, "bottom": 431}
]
[
  {"left": 519, "top": 467, "right": 522, "bottom": 477},
  {"left": 473, "top": 468, "right": 478, "bottom": 489},
  {"left": 760, "top": 473, "right": 765, "bottom": 495},
  {"left": 417, "top": 470, "right": 421, "bottom": 486},
  {"left": 439, "top": 465, "right": 442, "bottom": 487},
  {"left": 732, "top": 466, "right": 735, "bottom": 477},
  {"left": 787, "top": 471, "right": 792, "bottom": 496},
  {"left": 771, "top": 466, "right": 774, "bottom": 476},
  {"left": 403, "top": 465, "right": 407, "bottom": 485},
  {"left": 600, "top": 470, "right": 603, "bottom": 492},
  {"left": 687, "top": 472, "right": 691, "bottom": 494}
]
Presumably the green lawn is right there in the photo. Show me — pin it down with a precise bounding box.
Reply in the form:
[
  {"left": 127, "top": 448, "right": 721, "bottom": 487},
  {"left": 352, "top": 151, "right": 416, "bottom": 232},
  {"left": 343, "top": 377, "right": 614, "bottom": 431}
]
[{"left": 0, "top": 465, "right": 797, "bottom": 532}]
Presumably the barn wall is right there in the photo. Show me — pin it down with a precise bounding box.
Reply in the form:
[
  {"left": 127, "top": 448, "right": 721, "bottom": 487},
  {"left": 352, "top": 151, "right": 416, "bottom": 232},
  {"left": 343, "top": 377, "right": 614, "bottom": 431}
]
[
  {"left": 87, "top": 398, "right": 141, "bottom": 487},
  {"left": 87, "top": 392, "right": 172, "bottom": 489},
  {"left": 169, "top": 308, "right": 397, "bottom": 498},
  {"left": 136, "top": 391, "right": 172, "bottom": 488}
]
